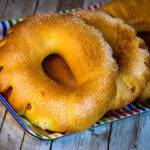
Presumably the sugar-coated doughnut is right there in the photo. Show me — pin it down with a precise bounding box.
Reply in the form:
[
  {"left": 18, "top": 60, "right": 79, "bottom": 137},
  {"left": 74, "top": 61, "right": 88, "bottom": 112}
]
[
  {"left": 75, "top": 10, "right": 150, "bottom": 109},
  {"left": 99, "top": 0, "right": 150, "bottom": 101},
  {"left": 0, "top": 13, "right": 118, "bottom": 132},
  {"left": 99, "top": 0, "right": 150, "bottom": 32}
]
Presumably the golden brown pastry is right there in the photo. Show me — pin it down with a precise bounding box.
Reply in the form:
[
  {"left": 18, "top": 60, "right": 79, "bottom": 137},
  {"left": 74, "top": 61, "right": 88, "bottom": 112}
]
[
  {"left": 74, "top": 10, "right": 150, "bottom": 109},
  {"left": 0, "top": 12, "right": 118, "bottom": 132},
  {"left": 99, "top": 0, "right": 150, "bottom": 101},
  {"left": 99, "top": 0, "right": 150, "bottom": 32}
]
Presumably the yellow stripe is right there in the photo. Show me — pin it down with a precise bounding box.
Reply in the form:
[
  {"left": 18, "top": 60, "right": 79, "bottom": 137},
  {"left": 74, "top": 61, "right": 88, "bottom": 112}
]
[
  {"left": 51, "top": 133, "right": 60, "bottom": 138},
  {"left": 107, "top": 117, "right": 114, "bottom": 121}
]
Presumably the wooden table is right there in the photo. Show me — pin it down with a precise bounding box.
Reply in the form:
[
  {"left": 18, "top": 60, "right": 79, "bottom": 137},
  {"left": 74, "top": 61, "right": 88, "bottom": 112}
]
[{"left": 0, "top": 0, "right": 150, "bottom": 149}]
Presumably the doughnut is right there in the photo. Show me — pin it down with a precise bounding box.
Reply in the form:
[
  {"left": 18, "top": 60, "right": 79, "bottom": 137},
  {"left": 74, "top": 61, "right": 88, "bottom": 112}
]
[
  {"left": 99, "top": 0, "right": 150, "bottom": 101},
  {"left": 0, "top": 12, "right": 118, "bottom": 132},
  {"left": 74, "top": 10, "right": 150, "bottom": 109},
  {"left": 99, "top": 0, "right": 150, "bottom": 32}
]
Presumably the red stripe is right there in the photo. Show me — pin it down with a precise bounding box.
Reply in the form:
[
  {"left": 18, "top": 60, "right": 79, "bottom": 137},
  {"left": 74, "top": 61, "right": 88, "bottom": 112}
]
[
  {"left": 93, "top": 5, "right": 98, "bottom": 9},
  {"left": 133, "top": 109, "right": 140, "bottom": 114},
  {"left": 109, "top": 111, "right": 121, "bottom": 119},
  {"left": 122, "top": 107, "right": 134, "bottom": 115},
  {"left": 100, "top": 3, "right": 103, "bottom": 7},
  {"left": 115, "top": 110, "right": 127, "bottom": 117},
  {"left": 61, "top": 133, "right": 66, "bottom": 135},
  {"left": 127, "top": 105, "right": 141, "bottom": 114},
  {"left": 87, "top": 6, "right": 91, "bottom": 10}
]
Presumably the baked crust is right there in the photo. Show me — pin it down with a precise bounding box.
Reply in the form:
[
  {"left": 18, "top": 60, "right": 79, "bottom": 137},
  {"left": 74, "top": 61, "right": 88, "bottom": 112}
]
[
  {"left": 75, "top": 10, "right": 150, "bottom": 109},
  {"left": 0, "top": 12, "right": 118, "bottom": 132},
  {"left": 99, "top": 0, "right": 150, "bottom": 102}
]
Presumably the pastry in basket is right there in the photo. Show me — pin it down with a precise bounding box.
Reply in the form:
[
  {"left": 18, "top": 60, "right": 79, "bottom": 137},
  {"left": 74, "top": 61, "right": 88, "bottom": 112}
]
[
  {"left": 0, "top": 12, "right": 118, "bottom": 132},
  {"left": 99, "top": 0, "right": 150, "bottom": 102},
  {"left": 74, "top": 10, "right": 150, "bottom": 109}
]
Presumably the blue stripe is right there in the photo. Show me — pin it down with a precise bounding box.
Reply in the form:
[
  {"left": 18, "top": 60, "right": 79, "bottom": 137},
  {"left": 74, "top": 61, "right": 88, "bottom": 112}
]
[
  {"left": 91, "top": 125, "right": 95, "bottom": 128},
  {"left": 127, "top": 104, "right": 135, "bottom": 111},
  {"left": 1, "top": 21, "right": 7, "bottom": 37},
  {"left": 0, "top": 95, "right": 29, "bottom": 131}
]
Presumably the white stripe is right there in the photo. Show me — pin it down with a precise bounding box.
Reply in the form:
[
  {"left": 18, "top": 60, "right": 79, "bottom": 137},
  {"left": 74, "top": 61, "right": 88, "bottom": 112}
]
[
  {"left": 12, "top": 19, "right": 17, "bottom": 26},
  {"left": 5, "top": 21, "right": 10, "bottom": 31}
]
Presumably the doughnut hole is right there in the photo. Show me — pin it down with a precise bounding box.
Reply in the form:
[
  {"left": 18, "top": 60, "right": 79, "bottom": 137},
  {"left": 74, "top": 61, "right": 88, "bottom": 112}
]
[
  {"left": 137, "top": 32, "right": 150, "bottom": 50},
  {"left": 42, "top": 54, "right": 78, "bottom": 88}
]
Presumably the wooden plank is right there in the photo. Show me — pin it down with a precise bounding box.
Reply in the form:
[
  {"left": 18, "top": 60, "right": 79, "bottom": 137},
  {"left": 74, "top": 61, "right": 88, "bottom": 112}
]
[
  {"left": 51, "top": 124, "right": 111, "bottom": 150},
  {"left": 0, "top": 102, "right": 7, "bottom": 131},
  {"left": 56, "top": 0, "right": 83, "bottom": 11},
  {"left": 135, "top": 112, "right": 150, "bottom": 150},
  {"left": 0, "top": 0, "right": 8, "bottom": 20},
  {"left": 83, "top": 0, "right": 111, "bottom": 7},
  {"left": 108, "top": 112, "right": 150, "bottom": 150},
  {"left": 0, "top": 111, "right": 24, "bottom": 150},
  {"left": 0, "top": 0, "right": 38, "bottom": 20},
  {"left": 36, "top": 0, "right": 59, "bottom": 14},
  {"left": 21, "top": 134, "right": 51, "bottom": 150}
]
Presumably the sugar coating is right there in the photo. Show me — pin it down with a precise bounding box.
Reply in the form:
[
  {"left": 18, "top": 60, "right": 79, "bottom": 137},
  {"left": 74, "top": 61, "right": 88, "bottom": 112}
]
[
  {"left": 74, "top": 9, "right": 150, "bottom": 109},
  {"left": 0, "top": 12, "right": 118, "bottom": 132},
  {"left": 99, "top": 0, "right": 150, "bottom": 102}
]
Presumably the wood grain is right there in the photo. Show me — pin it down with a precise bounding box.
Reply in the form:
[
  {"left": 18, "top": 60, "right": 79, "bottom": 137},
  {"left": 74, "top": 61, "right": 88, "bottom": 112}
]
[
  {"left": 108, "top": 112, "right": 150, "bottom": 150},
  {"left": 21, "top": 134, "right": 51, "bottom": 150},
  {"left": 83, "top": 0, "right": 111, "bottom": 6},
  {"left": 36, "top": 0, "right": 59, "bottom": 14},
  {"left": 0, "top": 103, "right": 7, "bottom": 131},
  {"left": 56, "top": 0, "right": 83, "bottom": 11},
  {"left": 135, "top": 112, "right": 150, "bottom": 150},
  {"left": 0, "top": 0, "right": 38, "bottom": 20},
  {"left": 0, "top": 112, "right": 24, "bottom": 150},
  {"left": 51, "top": 124, "right": 111, "bottom": 150}
]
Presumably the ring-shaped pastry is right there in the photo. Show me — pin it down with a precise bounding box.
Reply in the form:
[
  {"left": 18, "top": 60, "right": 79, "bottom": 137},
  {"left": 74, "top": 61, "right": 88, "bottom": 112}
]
[
  {"left": 0, "top": 13, "right": 118, "bottom": 132},
  {"left": 99, "top": 0, "right": 150, "bottom": 101},
  {"left": 75, "top": 10, "right": 150, "bottom": 109}
]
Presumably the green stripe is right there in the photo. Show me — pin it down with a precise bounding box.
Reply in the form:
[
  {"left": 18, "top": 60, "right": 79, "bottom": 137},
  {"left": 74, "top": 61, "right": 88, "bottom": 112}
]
[
  {"left": 101, "top": 119, "right": 107, "bottom": 123},
  {"left": 16, "top": 19, "right": 20, "bottom": 23},
  {"left": 96, "top": 122, "right": 101, "bottom": 125},
  {"left": 35, "top": 133, "right": 43, "bottom": 138},
  {"left": 8, "top": 20, "right": 13, "bottom": 27},
  {"left": 69, "top": 9, "right": 73, "bottom": 13},
  {"left": 46, "top": 135, "right": 52, "bottom": 139},
  {"left": 62, "top": 10, "right": 66, "bottom": 13}
]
